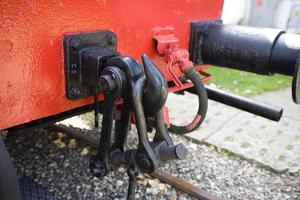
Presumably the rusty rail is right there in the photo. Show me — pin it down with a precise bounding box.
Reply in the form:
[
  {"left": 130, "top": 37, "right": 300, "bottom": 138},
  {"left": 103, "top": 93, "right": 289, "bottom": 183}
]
[
  {"left": 48, "top": 124, "right": 222, "bottom": 200},
  {"left": 151, "top": 169, "right": 220, "bottom": 200}
]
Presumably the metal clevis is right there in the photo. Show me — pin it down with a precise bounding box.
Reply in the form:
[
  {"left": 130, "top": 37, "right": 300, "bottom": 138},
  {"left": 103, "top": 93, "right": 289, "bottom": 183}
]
[{"left": 89, "top": 54, "right": 187, "bottom": 199}]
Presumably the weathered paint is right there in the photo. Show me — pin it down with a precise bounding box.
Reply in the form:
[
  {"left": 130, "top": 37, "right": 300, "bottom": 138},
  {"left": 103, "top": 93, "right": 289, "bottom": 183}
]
[{"left": 0, "top": 0, "right": 223, "bottom": 130}]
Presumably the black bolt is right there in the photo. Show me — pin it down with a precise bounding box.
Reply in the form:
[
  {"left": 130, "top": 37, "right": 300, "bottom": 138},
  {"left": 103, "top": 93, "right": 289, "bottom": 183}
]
[
  {"left": 70, "top": 87, "right": 81, "bottom": 97},
  {"left": 107, "top": 34, "right": 117, "bottom": 46},
  {"left": 138, "top": 157, "right": 151, "bottom": 171},
  {"left": 99, "top": 74, "right": 116, "bottom": 91},
  {"left": 71, "top": 40, "right": 80, "bottom": 50},
  {"left": 158, "top": 143, "right": 187, "bottom": 161},
  {"left": 90, "top": 155, "right": 107, "bottom": 178},
  {"left": 174, "top": 143, "right": 188, "bottom": 160}
]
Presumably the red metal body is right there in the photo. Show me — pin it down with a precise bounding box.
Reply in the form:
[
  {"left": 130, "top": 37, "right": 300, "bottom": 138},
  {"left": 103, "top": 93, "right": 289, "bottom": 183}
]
[{"left": 0, "top": 0, "right": 223, "bottom": 130}]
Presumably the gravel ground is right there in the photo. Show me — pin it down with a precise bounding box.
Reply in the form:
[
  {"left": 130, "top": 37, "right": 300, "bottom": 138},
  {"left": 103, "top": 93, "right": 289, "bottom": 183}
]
[{"left": 5, "top": 124, "right": 300, "bottom": 200}]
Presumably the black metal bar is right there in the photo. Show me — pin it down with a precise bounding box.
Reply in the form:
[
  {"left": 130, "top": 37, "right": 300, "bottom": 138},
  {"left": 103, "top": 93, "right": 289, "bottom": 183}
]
[
  {"left": 153, "top": 109, "right": 174, "bottom": 146},
  {"left": 111, "top": 96, "right": 131, "bottom": 152},
  {"left": 126, "top": 169, "right": 137, "bottom": 200},
  {"left": 186, "top": 86, "right": 283, "bottom": 121},
  {"left": 96, "top": 94, "right": 116, "bottom": 162},
  {"left": 203, "top": 86, "right": 283, "bottom": 121},
  {"left": 94, "top": 93, "right": 99, "bottom": 128}
]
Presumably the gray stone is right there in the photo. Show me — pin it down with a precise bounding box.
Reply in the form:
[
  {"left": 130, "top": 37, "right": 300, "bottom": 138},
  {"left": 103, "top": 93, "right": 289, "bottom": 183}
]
[{"left": 186, "top": 88, "right": 300, "bottom": 173}]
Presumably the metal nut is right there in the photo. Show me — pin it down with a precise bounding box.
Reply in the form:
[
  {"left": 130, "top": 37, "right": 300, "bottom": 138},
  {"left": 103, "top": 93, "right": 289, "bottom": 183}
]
[
  {"left": 70, "top": 87, "right": 81, "bottom": 97},
  {"left": 138, "top": 157, "right": 151, "bottom": 171},
  {"left": 107, "top": 34, "right": 117, "bottom": 46}
]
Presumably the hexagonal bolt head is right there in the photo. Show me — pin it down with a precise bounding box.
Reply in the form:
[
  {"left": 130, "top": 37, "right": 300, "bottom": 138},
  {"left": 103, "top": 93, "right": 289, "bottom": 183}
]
[
  {"left": 90, "top": 155, "right": 107, "bottom": 178},
  {"left": 99, "top": 74, "right": 117, "bottom": 91},
  {"left": 70, "top": 87, "right": 82, "bottom": 97}
]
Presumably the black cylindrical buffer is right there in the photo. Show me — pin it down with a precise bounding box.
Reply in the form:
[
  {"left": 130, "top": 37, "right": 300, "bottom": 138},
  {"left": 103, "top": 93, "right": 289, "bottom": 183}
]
[
  {"left": 190, "top": 21, "right": 300, "bottom": 76},
  {"left": 270, "top": 33, "right": 300, "bottom": 76}
]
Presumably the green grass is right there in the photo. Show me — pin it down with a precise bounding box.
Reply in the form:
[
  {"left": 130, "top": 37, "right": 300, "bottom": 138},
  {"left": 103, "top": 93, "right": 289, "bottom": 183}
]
[{"left": 205, "top": 67, "right": 292, "bottom": 96}]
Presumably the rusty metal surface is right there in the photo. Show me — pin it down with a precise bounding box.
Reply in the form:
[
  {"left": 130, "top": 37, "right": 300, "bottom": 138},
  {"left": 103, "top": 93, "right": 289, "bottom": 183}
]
[
  {"left": 151, "top": 169, "right": 221, "bottom": 200},
  {"left": 49, "top": 124, "right": 98, "bottom": 148},
  {"left": 49, "top": 124, "right": 221, "bottom": 200},
  {"left": 0, "top": 0, "right": 223, "bottom": 130}
]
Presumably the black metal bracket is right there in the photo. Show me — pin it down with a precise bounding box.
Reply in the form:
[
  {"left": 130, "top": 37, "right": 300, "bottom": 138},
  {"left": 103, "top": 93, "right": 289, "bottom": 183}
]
[
  {"left": 63, "top": 30, "right": 118, "bottom": 99},
  {"left": 189, "top": 20, "right": 222, "bottom": 65}
]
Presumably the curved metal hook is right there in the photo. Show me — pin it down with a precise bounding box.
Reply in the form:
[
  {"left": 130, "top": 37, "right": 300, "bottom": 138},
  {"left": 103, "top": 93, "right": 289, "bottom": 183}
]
[{"left": 141, "top": 54, "right": 168, "bottom": 117}]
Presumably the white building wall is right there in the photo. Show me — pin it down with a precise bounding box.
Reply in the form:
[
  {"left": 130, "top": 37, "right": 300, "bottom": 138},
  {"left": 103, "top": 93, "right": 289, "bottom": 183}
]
[
  {"left": 221, "top": 0, "right": 248, "bottom": 24},
  {"left": 222, "top": 0, "right": 300, "bottom": 33}
]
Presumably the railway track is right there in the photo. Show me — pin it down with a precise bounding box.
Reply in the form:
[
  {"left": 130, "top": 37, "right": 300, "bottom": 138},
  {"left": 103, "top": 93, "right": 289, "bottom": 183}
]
[{"left": 49, "top": 124, "right": 221, "bottom": 200}]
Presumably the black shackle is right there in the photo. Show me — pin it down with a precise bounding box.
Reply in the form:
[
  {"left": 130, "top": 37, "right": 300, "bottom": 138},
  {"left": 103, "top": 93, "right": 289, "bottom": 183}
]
[{"left": 90, "top": 54, "right": 187, "bottom": 179}]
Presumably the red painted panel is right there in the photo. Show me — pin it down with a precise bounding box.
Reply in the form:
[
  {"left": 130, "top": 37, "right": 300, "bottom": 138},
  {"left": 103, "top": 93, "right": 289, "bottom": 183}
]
[{"left": 0, "top": 0, "right": 223, "bottom": 130}]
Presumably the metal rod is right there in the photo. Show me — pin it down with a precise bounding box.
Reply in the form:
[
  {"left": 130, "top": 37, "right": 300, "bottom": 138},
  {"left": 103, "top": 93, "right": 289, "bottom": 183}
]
[
  {"left": 187, "top": 86, "right": 283, "bottom": 122},
  {"left": 151, "top": 169, "right": 221, "bottom": 200},
  {"left": 127, "top": 169, "right": 137, "bottom": 200},
  {"left": 48, "top": 124, "right": 98, "bottom": 148},
  {"left": 204, "top": 86, "right": 283, "bottom": 121},
  {"left": 49, "top": 124, "right": 221, "bottom": 200},
  {"left": 94, "top": 93, "right": 99, "bottom": 128}
]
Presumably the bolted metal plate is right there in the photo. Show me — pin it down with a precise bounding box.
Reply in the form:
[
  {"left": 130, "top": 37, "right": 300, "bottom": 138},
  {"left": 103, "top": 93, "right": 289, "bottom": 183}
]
[{"left": 63, "top": 30, "right": 118, "bottom": 100}]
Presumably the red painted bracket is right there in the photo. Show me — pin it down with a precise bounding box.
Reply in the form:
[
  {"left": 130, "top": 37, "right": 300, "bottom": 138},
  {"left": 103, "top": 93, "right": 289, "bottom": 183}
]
[{"left": 152, "top": 27, "right": 212, "bottom": 93}]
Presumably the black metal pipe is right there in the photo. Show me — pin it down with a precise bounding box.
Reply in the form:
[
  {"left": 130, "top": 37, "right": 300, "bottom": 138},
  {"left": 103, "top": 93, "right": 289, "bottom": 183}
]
[
  {"left": 203, "top": 86, "right": 283, "bottom": 121},
  {"left": 190, "top": 21, "right": 300, "bottom": 76},
  {"left": 270, "top": 33, "right": 300, "bottom": 76}
]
